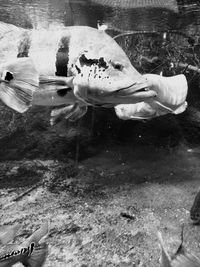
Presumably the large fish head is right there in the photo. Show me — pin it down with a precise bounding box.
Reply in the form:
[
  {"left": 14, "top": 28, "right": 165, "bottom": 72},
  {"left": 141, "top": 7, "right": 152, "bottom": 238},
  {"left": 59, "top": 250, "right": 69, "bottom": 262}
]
[{"left": 69, "top": 29, "right": 157, "bottom": 106}]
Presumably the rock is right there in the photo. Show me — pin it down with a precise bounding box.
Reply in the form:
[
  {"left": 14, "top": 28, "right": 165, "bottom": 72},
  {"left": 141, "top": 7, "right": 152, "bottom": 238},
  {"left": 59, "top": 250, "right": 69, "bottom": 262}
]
[{"left": 6, "top": 166, "right": 19, "bottom": 176}]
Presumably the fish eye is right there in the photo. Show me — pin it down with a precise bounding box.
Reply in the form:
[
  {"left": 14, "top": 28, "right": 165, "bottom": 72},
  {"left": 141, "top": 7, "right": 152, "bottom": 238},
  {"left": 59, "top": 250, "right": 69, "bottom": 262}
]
[{"left": 112, "top": 62, "right": 123, "bottom": 71}]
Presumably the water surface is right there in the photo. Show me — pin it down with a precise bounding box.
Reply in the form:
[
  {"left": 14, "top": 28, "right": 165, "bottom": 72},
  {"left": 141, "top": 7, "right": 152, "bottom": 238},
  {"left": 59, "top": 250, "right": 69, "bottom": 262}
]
[{"left": 0, "top": 0, "right": 200, "bottom": 33}]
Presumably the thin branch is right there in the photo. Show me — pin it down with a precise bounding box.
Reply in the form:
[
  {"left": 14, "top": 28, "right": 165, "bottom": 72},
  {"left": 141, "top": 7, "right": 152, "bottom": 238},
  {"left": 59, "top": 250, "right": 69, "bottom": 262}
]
[
  {"left": 177, "top": 62, "right": 200, "bottom": 73},
  {"left": 2, "top": 182, "right": 43, "bottom": 209},
  {"left": 114, "top": 30, "right": 191, "bottom": 40}
]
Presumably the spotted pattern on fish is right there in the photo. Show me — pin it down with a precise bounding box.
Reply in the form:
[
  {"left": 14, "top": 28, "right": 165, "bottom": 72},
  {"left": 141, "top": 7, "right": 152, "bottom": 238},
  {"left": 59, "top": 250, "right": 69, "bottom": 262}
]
[
  {"left": 74, "top": 53, "right": 110, "bottom": 82},
  {"left": 56, "top": 36, "right": 70, "bottom": 77},
  {"left": 4, "top": 71, "right": 13, "bottom": 81},
  {"left": 79, "top": 54, "right": 109, "bottom": 69},
  {"left": 17, "top": 31, "right": 31, "bottom": 58},
  {"left": 75, "top": 64, "right": 81, "bottom": 74}
]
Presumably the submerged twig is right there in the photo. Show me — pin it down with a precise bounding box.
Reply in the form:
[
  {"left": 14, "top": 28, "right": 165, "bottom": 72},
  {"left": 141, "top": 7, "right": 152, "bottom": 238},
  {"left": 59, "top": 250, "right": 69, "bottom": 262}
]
[
  {"left": 114, "top": 30, "right": 191, "bottom": 40},
  {"left": 75, "top": 120, "right": 80, "bottom": 167},
  {"left": 2, "top": 181, "right": 43, "bottom": 209},
  {"left": 176, "top": 62, "right": 200, "bottom": 74},
  {"left": 13, "top": 182, "right": 43, "bottom": 202}
]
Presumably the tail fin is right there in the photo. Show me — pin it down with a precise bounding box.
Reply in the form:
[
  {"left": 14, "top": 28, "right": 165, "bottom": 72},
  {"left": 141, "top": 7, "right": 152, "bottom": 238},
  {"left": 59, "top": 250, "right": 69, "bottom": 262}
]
[
  {"left": 50, "top": 104, "right": 87, "bottom": 125},
  {"left": 23, "top": 222, "right": 49, "bottom": 247},
  {"left": 0, "top": 58, "right": 39, "bottom": 113},
  {"left": 172, "top": 102, "right": 188, "bottom": 115},
  {"left": 21, "top": 242, "right": 48, "bottom": 267},
  {"left": 157, "top": 232, "right": 172, "bottom": 267},
  {"left": 21, "top": 222, "right": 49, "bottom": 267}
]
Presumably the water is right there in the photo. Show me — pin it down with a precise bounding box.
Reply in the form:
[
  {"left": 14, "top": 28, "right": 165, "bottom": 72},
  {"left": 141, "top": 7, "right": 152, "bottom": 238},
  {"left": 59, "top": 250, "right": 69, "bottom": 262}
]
[
  {"left": 1, "top": 1, "right": 200, "bottom": 66},
  {"left": 0, "top": 0, "right": 199, "bottom": 32},
  {"left": 1, "top": 3, "right": 200, "bottom": 267},
  {"left": 0, "top": 0, "right": 200, "bottom": 146}
]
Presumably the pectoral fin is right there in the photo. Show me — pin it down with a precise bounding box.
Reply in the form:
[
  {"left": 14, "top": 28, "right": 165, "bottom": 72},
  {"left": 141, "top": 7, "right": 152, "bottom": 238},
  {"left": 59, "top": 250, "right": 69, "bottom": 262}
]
[
  {"left": 21, "top": 242, "right": 48, "bottom": 267},
  {"left": 23, "top": 222, "right": 49, "bottom": 247},
  {"left": 153, "top": 101, "right": 174, "bottom": 113},
  {"left": 153, "top": 100, "right": 187, "bottom": 115},
  {"left": 39, "top": 83, "right": 71, "bottom": 91},
  {"left": 50, "top": 103, "right": 87, "bottom": 125},
  {"left": 115, "top": 103, "right": 156, "bottom": 121},
  {"left": 172, "top": 101, "right": 187, "bottom": 115},
  {"left": 39, "top": 75, "right": 74, "bottom": 86},
  {"left": 67, "top": 105, "right": 87, "bottom": 121},
  {"left": 157, "top": 232, "right": 172, "bottom": 267}
]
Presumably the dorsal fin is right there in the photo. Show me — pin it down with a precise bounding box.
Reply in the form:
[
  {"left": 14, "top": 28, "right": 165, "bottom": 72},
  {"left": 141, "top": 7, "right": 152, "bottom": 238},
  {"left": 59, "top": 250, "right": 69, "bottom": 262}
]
[{"left": 0, "top": 21, "right": 21, "bottom": 39}]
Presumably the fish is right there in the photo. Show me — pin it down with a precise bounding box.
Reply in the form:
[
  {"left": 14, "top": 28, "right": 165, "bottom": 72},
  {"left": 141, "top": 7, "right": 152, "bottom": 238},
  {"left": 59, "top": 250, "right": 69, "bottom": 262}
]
[
  {"left": 0, "top": 22, "right": 157, "bottom": 122},
  {"left": 115, "top": 74, "right": 188, "bottom": 121},
  {"left": 0, "top": 222, "right": 48, "bottom": 267},
  {"left": 190, "top": 189, "right": 200, "bottom": 224},
  {"left": 157, "top": 230, "right": 200, "bottom": 267},
  {"left": 115, "top": 102, "right": 157, "bottom": 121}
]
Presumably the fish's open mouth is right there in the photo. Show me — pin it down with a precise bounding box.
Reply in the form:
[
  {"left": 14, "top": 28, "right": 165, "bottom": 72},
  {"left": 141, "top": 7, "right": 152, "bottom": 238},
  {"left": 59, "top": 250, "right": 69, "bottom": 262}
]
[{"left": 134, "top": 88, "right": 150, "bottom": 93}]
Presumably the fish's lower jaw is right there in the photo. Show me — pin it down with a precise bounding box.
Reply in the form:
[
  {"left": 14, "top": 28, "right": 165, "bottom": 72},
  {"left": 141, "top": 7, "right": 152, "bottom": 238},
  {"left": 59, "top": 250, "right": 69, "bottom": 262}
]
[
  {"left": 132, "top": 89, "right": 157, "bottom": 97},
  {"left": 115, "top": 83, "right": 157, "bottom": 97},
  {"left": 136, "top": 87, "right": 151, "bottom": 93},
  {"left": 81, "top": 89, "right": 157, "bottom": 106},
  {"left": 116, "top": 90, "right": 157, "bottom": 103}
]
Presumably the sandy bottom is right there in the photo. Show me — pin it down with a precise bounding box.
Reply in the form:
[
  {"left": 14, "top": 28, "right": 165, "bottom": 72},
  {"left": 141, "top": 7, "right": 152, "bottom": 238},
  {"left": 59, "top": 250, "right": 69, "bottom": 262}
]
[{"left": 0, "top": 143, "right": 200, "bottom": 266}]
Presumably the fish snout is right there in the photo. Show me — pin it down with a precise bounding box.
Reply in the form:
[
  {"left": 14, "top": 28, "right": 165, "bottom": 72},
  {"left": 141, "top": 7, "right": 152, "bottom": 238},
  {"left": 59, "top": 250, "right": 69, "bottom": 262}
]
[
  {"left": 73, "top": 76, "right": 157, "bottom": 106},
  {"left": 111, "top": 78, "right": 157, "bottom": 104}
]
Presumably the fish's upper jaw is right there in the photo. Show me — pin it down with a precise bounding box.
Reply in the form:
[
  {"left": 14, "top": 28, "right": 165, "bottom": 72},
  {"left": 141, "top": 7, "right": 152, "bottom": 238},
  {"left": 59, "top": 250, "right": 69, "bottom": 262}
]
[
  {"left": 114, "top": 80, "right": 155, "bottom": 96},
  {"left": 109, "top": 75, "right": 157, "bottom": 103},
  {"left": 91, "top": 79, "right": 157, "bottom": 105},
  {"left": 103, "top": 88, "right": 157, "bottom": 105}
]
